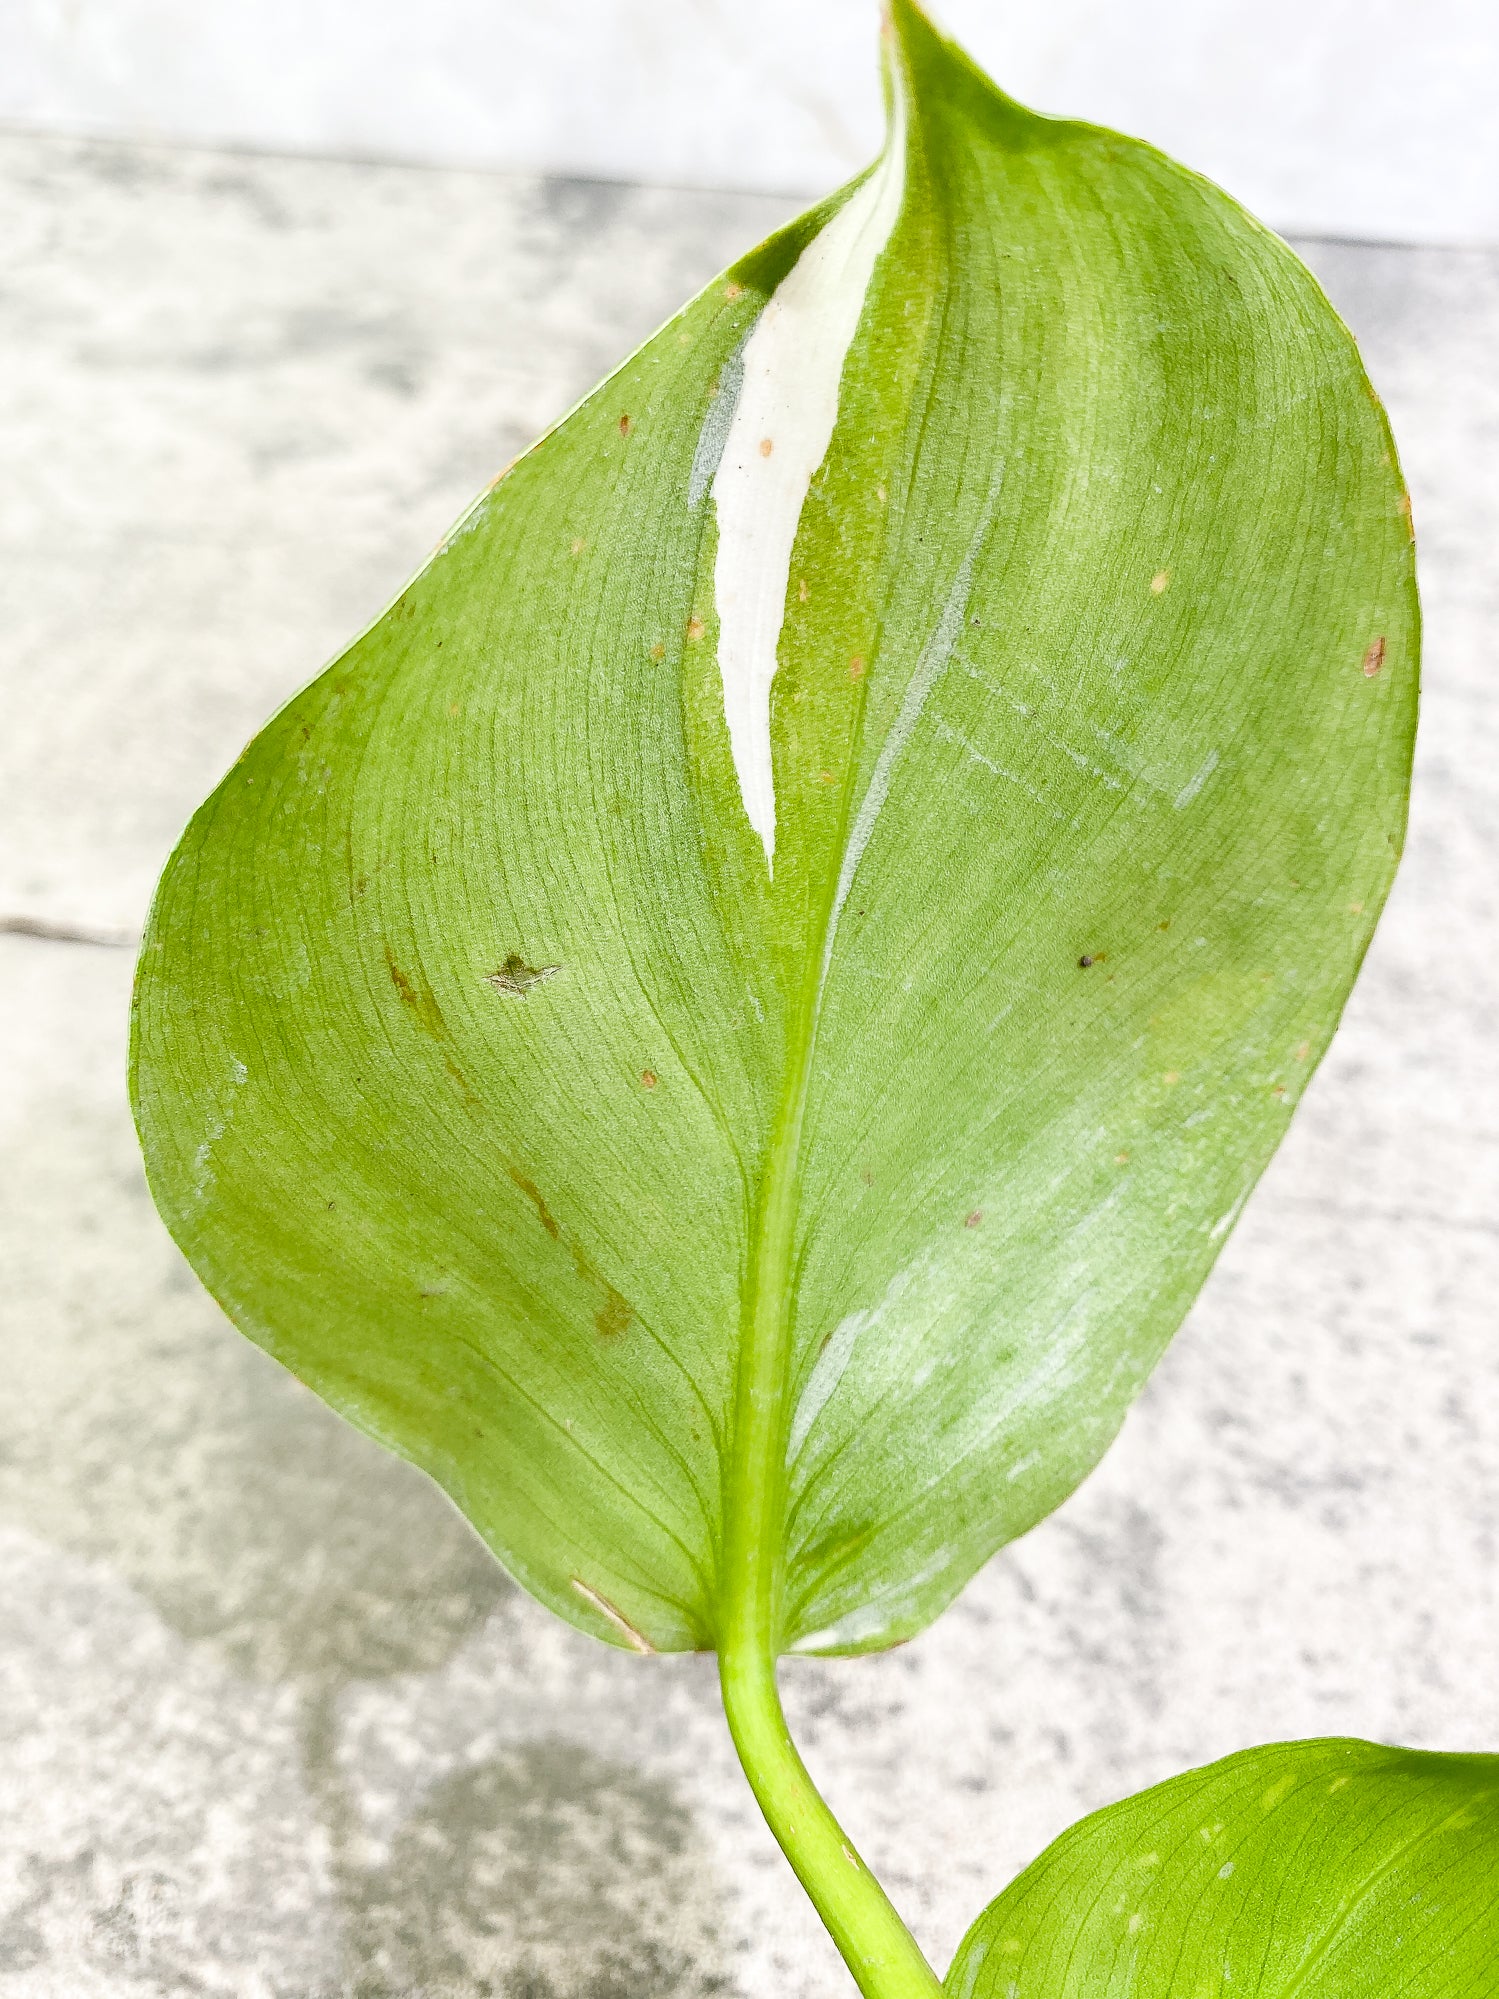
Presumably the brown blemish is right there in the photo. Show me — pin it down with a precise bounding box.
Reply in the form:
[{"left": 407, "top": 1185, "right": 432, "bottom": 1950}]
[
  {"left": 442, "top": 1052, "right": 477, "bottom": 1105},
  {"left": 1362, "top": 636, "right": 1387, "bottom": 678},
  {"left": 1271, "top": 1084, "right": 1287, "bottom": 1099},
  {"left": 650, "top": 642, "right": 666, "bottom": 660},
  {"left": 618, "top": 413, "right": 633, "bottom": 437},
  {"left": 859, "top": 1167, "right": 874, "bottom": 1185},
  {"left": 1164, "top": 1070, "right": 1182, "bottom": 1086},
  {"left": 596, "top": 1289, "right": 633, "bottom": 1339},
  {"left": 686, "top": 617, "right": 705, "bottom": 642},
  {"left": 1294, "top": 1040, "right": 1311, "bottom": 1062},
  {"left": 1114, "top": 1151, "right": 1130, "bottom": 1165},
  {"left": 511, "top": 1169, "right": 640, "bottom": 1345},
  {"left": 848, "top": 655, "right": 865, "bottom": 680},
  {"left": 1348, "top": 900, "right": 1365, "bottom": 915},
  {"left": 640, "top": 1069, "right": 658, "bottom": 1090},
  {"left": 447, "top": 700, "right": 460, "bottom": 716},
  {"left": 384, "top": 946, "right": 447, "bottom": 1039},
  {"left": 570, "top": 1578, "right": 655, "bottom": 1653},
  {"left": 1150, "top": 569, "right": 1171, "bottom": 594},
  {"left": 724, "top": 281, "right": 744, "bottom": 302},
  {"left": 964, "top": 1211, "right": 983, "bottom": 1229},
  {"left": 759, "top": 437, "right": 774, "bottom": 457},
  {"left": 509, "top": 1168, "right": 561, "bottom": 1241},
  {"left": 797, "top": 579, "right": 809, "bottom": 602},
  {"left": 570, "top": 536, "right": 586, "bottom": 555},
  {"left": 484, "top": 953, "right": 561, "bottom": 998},
  {"left": 1399, "top": 491, "right": 1414, "bottom": 535},
  {"left": 818, "top": 770, "right": 837, "bottom": 784}
]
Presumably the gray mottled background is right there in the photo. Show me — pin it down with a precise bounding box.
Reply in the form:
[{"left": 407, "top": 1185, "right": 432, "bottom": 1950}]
[{"left": 1, "top": 132, "right": 1496, "bottom": 1999}]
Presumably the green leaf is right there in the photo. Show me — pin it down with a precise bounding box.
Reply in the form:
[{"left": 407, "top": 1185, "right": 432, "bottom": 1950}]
[
  {"left": 130, "top": 0, "right": 1415, "bottom": 1666},
  {"left": 947, "top": 1739, "right": 1499, "bottom": 1997}
]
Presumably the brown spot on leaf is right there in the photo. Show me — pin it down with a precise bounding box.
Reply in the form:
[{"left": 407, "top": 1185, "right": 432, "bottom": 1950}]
[
  {"left": 1294, "top": 1040, "right": 1311, "bottom": 1062},
  {"left": 1150, "top": 569, "right": 1171, "bottom": 594},
  {"left": 759, "top": 437, "right": 774, "bottom": 457},
  {"left": 641, "top": 1069, "right": 657, "bottom": 1090},
  {"left": 570, "top": 536, "right": 586, "bottom": 555},
  {"left": 797, "top": 579, "right": 809, "bottom": 602},
  {"left": 818, "top": 770, "right": 837, "bottom": 784},
  {"left": 596, "top": 1289, "right": 633, "bottom": 1339},
  {"left": 442, "top": 1052, "right": 478, "bottom": 1106},
  {"left": 848, "top": 655, "right": 865, "bottom": 680},
  {"left": 1362, "top": 636, "right": 1386, "bottom": 678},
  {"left": 1114, "top": 1151, "right": 1130, "bottom": 1165},
  {"left": 650, "top": 642, "right": 666, "bottom": 660},
  {"left": 724, "top": 281, "right": 744, "bottom": 301},
  {"left": 1164, "top": 1070, "right": 1182, "bottom": 1086},
  {"left": 484, "top": 953, "right": 560, "bottom": 998},
  {"left": 965, "top": 1211, "right": 983, "bottom": 1228},
  {"left": 618, "top": 413, "right": 632, "bottom": 437},
  {"left": 384, "top": 946, "right": 447, "bottom": 1039},
  {"left": 686, "top": 617, "right": 705, "bottom": 642},
  {"left": 509, "top": 1169, "right": 561, "bottom": 1241}
]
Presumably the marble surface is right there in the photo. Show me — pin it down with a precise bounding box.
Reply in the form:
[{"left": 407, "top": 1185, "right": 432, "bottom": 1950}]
[
  {"left": 1, "top": 131, "right": 1496, "bottom": 1998},
  {"left": 4, "top": 0, "right": 1498, "bottom": 243}
]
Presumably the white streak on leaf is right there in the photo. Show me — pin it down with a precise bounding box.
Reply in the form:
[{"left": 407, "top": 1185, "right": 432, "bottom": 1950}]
[
  {"left": 1174, "top": 747, "right": 1220, "bottom": 810},
  {"left": 931, "top": 716, "right": 1065, "bottom": 821},
  {"left": 821, "top": 484, "right": 1003, "bottom": 980},
  {"left": 788, "top": 1310, "right": 866, "bottom": 1464},
  {"left": 710, "top": 89, "right": 907, "bottom": 865},
  {"left": 788, "top": 1262, "right": 919, "bottom": 1465},
  {"left": 953, "top": 1941, "right": 989, "bottom": 1999},
  {"left": 688, "top": 335, "right": 750, "bottom": 509},
  {"left": 569, "top": 1577, "right": 655, "bottom": 1653}
]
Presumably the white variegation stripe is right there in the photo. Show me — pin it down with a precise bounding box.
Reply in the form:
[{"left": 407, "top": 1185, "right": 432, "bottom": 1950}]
[{"left": 709, "top": 85, "right": 907, "bottom": 867}]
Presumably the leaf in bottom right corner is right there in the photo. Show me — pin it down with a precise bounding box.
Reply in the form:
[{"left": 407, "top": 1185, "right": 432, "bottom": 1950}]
[{"left": 947, "top": 1737, "right": 1499, "bottom": 1999}]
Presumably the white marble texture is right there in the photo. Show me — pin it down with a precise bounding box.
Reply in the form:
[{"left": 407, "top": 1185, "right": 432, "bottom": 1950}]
[
  {"left": 3, "top": 0, "right": 1498, "bottom": 243},
  {"left": 0, "top": 131, "right": 1496, "bottom": 1997}
]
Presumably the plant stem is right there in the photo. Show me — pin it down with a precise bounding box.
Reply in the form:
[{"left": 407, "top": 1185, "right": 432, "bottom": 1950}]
[
  {"left": 718, "top": 1637, "right": 944, "bottom": 1999},
  {"left": 717, "top": 964, "right": 943, "bottom": 1999}
]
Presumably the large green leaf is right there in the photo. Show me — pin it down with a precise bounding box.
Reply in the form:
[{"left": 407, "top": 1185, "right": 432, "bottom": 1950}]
[
  {"left": 131, "top": 0, "right": 1415, "bottom": 1662},
  {"left": 947, "top": 1739, "right": 1499, "bottom": 1997}
]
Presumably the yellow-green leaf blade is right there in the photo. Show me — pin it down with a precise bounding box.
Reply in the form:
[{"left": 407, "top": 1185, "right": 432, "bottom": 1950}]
[
  {"left": 948, "top": 1739, "right": 1499, "bottom": 1997},
  {"left": 130, "top": 0, "right": 1417, "bottom": 1660}
]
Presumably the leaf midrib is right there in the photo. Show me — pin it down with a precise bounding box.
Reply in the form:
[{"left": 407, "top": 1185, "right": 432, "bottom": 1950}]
[{"left": 716, "top": 644, "right": 877, "bottom": 1655}]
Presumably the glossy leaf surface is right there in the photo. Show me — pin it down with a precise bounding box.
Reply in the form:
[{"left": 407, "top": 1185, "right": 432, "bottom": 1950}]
[
  {"left": 948, "top": 1738, "right": 1499, "bottom": 1997},
  {"left": 131, "top": 1, "right": 1416, "bottom": 1657}
]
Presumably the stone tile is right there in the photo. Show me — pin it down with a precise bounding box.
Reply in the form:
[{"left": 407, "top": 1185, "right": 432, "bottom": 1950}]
[{"left": 2, "top": 131, "right": 1496, "bottom": 1997}]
